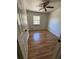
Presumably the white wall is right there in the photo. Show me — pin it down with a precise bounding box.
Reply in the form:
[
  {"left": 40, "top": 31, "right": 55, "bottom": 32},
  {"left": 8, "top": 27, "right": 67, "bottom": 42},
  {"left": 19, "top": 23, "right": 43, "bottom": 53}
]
[
  {"left": 27, "top": 11, "right": 49, "bottom": 30},
  {"left": 48, "top": 8, "right": 61, "bottom": 38}
]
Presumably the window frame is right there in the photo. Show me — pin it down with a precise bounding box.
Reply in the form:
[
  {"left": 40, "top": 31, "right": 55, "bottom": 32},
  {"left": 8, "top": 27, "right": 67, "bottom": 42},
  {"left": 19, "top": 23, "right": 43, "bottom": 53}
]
[{"left": 33, "top": 16, "right": 40, "bottom": 25}]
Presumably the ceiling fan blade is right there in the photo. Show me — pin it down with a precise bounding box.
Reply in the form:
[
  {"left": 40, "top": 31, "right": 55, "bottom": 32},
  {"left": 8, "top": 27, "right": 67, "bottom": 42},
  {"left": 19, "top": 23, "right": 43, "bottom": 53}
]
[
  {"left": 39, "top": 1, "right": 49, "bottom": 7},
  {"left": 45, "top": 8, "right": 47, "bottom": 12},
  {"left": 39, "top": 8, "right": 44, "bottom": 11},
  {"left": 46, "top": 6, "right": 54, "bottom": 8}
]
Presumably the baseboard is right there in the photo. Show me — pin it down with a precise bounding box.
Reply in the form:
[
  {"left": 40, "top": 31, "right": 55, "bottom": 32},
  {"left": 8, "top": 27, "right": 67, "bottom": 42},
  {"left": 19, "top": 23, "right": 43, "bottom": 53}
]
[{"left": 29, "top": 29, "right": 48, "bottom": 31}]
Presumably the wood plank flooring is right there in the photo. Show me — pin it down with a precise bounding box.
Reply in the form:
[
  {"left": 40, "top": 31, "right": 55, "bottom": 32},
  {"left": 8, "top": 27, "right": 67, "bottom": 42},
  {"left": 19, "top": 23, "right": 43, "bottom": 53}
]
[{"left": 28, "top": 30, "right": 59, "bottom": 59}]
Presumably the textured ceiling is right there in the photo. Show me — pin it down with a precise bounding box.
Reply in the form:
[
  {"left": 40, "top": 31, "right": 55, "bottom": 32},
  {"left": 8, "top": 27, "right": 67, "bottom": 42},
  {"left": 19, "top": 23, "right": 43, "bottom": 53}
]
[{"left": 18, "top": 0, "right": 61, "bottom": 13}]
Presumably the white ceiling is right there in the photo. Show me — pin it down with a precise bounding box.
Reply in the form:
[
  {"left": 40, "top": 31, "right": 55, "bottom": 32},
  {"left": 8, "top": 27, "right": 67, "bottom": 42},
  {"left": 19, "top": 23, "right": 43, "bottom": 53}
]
[{"left": 18, "top": 0, "right": 61, "bottom": 13}]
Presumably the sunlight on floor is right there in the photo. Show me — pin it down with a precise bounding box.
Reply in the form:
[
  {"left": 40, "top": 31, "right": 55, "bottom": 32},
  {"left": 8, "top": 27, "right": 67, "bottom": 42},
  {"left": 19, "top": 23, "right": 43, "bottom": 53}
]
[{"left": 33, "top": 32, "right": 41, "bottom": 41}]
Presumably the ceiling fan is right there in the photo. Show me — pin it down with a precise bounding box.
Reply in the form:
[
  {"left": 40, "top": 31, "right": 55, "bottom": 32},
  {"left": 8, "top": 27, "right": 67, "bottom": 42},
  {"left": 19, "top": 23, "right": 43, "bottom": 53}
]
[{"left": 38, "top": 0, "right": 54, "bottom": 12}]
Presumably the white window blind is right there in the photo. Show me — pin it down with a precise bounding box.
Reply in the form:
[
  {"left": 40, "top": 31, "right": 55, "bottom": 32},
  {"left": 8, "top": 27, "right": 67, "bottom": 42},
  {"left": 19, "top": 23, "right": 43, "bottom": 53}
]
[{"left": 33, "top": 16, "right": 40, "bottom": 25}]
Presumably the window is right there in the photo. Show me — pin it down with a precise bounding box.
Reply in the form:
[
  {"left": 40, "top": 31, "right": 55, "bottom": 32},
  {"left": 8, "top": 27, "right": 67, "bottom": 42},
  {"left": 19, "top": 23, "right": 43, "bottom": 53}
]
[{"left": 33, "top": 16, "right": 40, "bottom": 25}]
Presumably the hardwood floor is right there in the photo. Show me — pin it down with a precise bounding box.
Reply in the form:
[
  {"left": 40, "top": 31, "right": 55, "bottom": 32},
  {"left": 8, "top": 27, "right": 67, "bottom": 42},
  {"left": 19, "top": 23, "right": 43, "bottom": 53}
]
[{"left": 28, "top": 30, "right": 59, "bottom": 59}]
